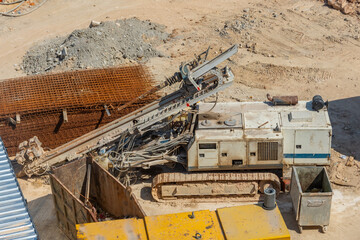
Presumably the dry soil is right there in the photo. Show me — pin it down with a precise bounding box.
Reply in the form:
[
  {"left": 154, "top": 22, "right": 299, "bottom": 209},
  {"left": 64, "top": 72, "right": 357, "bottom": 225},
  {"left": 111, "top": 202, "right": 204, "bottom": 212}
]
[{"left": 1, "top": 0, "right": 360, "bottom": 239}]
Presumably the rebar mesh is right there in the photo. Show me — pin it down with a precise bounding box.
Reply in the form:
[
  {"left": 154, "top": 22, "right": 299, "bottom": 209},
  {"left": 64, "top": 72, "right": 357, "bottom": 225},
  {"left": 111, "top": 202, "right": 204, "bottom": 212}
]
[
  {"left": 0, "top": 66, "right": 158, "bottom": 156},
  {"left": 0, "top": 65, "right": 155, "bottom": 117}
]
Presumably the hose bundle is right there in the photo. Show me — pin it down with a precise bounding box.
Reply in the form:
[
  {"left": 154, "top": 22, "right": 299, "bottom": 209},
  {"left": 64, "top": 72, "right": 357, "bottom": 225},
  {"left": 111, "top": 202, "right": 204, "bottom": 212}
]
[{"left": 0, "top": 0, "right": 48, "bottom": 17}]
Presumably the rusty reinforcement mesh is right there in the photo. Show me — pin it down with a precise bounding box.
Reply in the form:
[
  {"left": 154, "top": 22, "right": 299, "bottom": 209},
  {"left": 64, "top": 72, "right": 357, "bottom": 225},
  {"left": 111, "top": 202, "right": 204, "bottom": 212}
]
[
  {"left": 0, "top": 65, "right": 155, "bottom": 117},
  {"left": 0, "top": 66, "right": 157, "bottom": 155}
]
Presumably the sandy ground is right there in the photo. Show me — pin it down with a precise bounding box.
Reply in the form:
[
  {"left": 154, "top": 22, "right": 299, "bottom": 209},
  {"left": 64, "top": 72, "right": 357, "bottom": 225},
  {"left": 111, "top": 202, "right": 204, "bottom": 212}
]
[
  {"left": 18, "top": 169, "right": 360, "bottom": 240},
  {"left": 1, "top": 0, "right": 360, "bottom": 239}
]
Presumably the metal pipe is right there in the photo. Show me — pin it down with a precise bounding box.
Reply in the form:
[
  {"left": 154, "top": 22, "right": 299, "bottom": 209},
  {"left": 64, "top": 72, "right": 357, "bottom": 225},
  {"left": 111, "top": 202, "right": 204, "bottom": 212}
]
[
  {"left": 263, "top": 187, "right": 276, "bottom": 210},
  {"left": 62, "top": 109, "right": 68, "bottom": 123},
  {"left": 85, "top": 164, "right": 91, "bottom": 206},
  {"left": 257, "top": 121, "right": 269, "bottom": 128},
  {"left": 104, "top": 105, "right": 111, "bottom": 116},
  {"left": 267, "top": 94, "right": 298, "bottom": 106},
  {"left": 16, "top": 113, "right": 21, "bottom": 124},
  {"left": 191, "top": 44, "right": 238, "bottom": 79}
]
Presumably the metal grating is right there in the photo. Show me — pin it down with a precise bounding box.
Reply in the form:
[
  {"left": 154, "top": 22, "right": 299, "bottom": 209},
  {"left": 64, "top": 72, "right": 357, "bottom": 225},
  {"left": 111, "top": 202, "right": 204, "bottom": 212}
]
[
  {"left": 0, "top": 137, "right": 38, "bottom": 240},
  {"left": 0, "top": 66, "right": 158, "bottom": 156},
  {"left": 258, "top": 142, "right": 279, "bottom": 161},
  {"left": 0, "top": 65, "right": 155, "bottom": 117},
  {"left": 0, "top": 104, "right": 147, "bottom": 156}
]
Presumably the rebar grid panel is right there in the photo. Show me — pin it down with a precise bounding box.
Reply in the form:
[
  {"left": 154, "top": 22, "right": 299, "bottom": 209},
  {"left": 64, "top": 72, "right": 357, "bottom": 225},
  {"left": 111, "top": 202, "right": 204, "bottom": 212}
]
[
  {"left": 0, "top": 103, "right": 147, "bottom": 155},
  {"left": 0, "top": 65, "right": 159, "bottom": 155},
  {"left": 0, "top": 65, "right": 156, "bottom": 118}
]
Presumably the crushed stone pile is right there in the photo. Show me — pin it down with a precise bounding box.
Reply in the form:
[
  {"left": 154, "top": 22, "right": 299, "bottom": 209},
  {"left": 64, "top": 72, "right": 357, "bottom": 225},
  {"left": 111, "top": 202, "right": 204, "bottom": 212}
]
[
  {"left": 216, "top": 10, "right": 263, "bottom": 37},
  {"left": 327, "top": 0, "right": 360, "bottom": 15},
  {"left": 215, "top": 9, "right": 267, "bottom": 54},
  {"left": 22, "top": 18, "right": 169, "bottom": 75}
]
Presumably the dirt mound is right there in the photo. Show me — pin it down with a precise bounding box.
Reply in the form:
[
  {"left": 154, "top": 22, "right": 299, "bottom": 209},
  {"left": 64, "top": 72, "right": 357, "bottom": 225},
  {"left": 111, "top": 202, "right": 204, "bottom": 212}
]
[
  {"left": 22, "top": 18, "right": 169, "bottom": 75},
  {"left": 328, "top": 150, "right": 360, "bottom": 188}
]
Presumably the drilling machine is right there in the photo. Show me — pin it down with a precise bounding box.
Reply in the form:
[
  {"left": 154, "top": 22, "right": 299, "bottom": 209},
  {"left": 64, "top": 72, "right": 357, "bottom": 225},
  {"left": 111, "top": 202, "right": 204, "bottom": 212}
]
[{"left": 16, "top": 45, "right": 332, "bottom": 201}]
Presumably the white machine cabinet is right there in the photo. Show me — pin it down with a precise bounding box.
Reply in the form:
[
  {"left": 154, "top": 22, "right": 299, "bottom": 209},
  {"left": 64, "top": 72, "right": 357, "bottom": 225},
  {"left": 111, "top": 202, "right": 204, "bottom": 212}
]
[{"left": 187, "top": 101, "right": 332, "bottom": 172}]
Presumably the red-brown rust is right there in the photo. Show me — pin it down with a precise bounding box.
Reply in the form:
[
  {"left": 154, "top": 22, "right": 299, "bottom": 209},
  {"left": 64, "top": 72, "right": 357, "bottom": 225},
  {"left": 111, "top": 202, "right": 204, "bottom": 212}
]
[
  {"left": 0, "top": 65, "right": 158, "bottom": 155},
  {"left": 1, "top": 105, "right": 145, "bottom": 155},
  {"left": 50, "top": 158, "right": 145, "bottom": 239},
  {"left": 267, "top": 93, "right": 298, "bottom": 105},
  {"left": 0, "top": 65, "right": 156, "bottom": 118}
]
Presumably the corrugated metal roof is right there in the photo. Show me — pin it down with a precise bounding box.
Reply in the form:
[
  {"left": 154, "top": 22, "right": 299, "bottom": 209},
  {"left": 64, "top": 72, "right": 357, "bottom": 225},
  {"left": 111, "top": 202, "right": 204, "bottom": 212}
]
[{"left": 0, "top": 137, "right": 38, "bottom": 240}]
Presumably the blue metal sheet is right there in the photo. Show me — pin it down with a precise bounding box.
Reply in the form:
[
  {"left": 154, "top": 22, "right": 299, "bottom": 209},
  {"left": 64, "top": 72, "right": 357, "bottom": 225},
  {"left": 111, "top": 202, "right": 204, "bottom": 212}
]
[
  {"left": 0, "top": 137, "right": 38, "bottom": 240},
  {"left": 283, "top": 153, "right": 330, "bottom": 158}
]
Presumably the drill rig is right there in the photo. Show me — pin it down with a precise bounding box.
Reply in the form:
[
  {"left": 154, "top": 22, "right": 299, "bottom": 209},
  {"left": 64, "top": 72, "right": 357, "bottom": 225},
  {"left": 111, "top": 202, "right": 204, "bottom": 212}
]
[
  {"left": 16, "top": 44, "right": 332, "bottom": 201},
  {"left": 17, "top": 45, "right": 238, "bottom": 176}
]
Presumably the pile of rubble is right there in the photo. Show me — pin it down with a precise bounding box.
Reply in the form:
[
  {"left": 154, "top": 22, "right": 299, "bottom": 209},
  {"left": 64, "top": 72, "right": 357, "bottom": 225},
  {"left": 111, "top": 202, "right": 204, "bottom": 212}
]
[
  {"left": 22, "top": 18, "right": 169, "bottom": 75},
  {"left": 328, "top": 150, "right": 360, "bottom": 187},
  {"left": 216, "top": 9, "right": 264, "bottom": 38},
  {"left": 327, "top": 0, "right": 360, "bottom": 15}
]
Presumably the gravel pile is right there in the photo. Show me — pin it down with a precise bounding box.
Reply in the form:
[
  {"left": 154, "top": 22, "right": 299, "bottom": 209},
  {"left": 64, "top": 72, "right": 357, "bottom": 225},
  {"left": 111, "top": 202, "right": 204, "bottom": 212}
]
[
  {"left": 216, "top": 10, "right": 262, "bottom": 37},
  {"left": 22, "top": 18, "right": 169, "bottom": 74}
]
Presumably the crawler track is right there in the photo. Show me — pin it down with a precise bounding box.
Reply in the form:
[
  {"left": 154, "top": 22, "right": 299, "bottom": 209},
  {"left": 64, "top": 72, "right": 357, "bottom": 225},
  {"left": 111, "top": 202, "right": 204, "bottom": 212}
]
[{"left": 151, "top": 172, "right": 281, "bottom": 202}]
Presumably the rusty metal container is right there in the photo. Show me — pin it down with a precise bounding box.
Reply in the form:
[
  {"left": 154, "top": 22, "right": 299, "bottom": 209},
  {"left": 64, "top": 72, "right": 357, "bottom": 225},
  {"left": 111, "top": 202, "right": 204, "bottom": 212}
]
[
  {"left": 50, "top": 158, "right": 145, "bottom": 239},
  {"left": 290, "top": 166, "right": 333, "bottom": 233}
]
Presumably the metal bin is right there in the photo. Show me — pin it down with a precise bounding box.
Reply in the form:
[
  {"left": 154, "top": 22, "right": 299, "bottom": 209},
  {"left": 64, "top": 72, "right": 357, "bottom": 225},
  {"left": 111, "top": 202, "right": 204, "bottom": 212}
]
[
  {"left": 50, "top": 157, "right": 145, "bottom": 239},
  {"left": 290, "top": 166, "right": 333, "bottom": 233}
]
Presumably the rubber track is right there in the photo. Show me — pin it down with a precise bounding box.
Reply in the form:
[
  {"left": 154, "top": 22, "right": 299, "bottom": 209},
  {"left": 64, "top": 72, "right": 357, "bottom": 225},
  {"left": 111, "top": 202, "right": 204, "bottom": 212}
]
[{"left": 151, "top": 172, "right": 281, "bottom": 202}]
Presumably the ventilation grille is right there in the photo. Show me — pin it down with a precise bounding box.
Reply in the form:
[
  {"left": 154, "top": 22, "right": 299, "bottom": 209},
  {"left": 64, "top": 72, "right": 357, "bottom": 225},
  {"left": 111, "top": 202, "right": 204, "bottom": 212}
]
[{"left": 258, "top": 142, "right": 278, "bottom": 160}]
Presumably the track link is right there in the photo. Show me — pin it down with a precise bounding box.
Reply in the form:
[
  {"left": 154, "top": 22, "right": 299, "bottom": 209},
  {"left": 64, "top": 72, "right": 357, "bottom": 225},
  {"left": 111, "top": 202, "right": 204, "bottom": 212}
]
[{"left": 151, "top": 172, "right": 280, "bottom": 202}]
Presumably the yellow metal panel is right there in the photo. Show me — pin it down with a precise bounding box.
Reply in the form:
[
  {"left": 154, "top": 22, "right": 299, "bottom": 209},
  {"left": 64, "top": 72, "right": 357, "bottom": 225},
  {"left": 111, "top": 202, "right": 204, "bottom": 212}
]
[
  {"left": 76, "top": 218, "right": 148, "bottom": 240},
  {"left": 217, "top": 204, "right": 290, "bottom": 240},
  {"left": 144, "top": 210, "right": 224, "bottom": 240}
]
